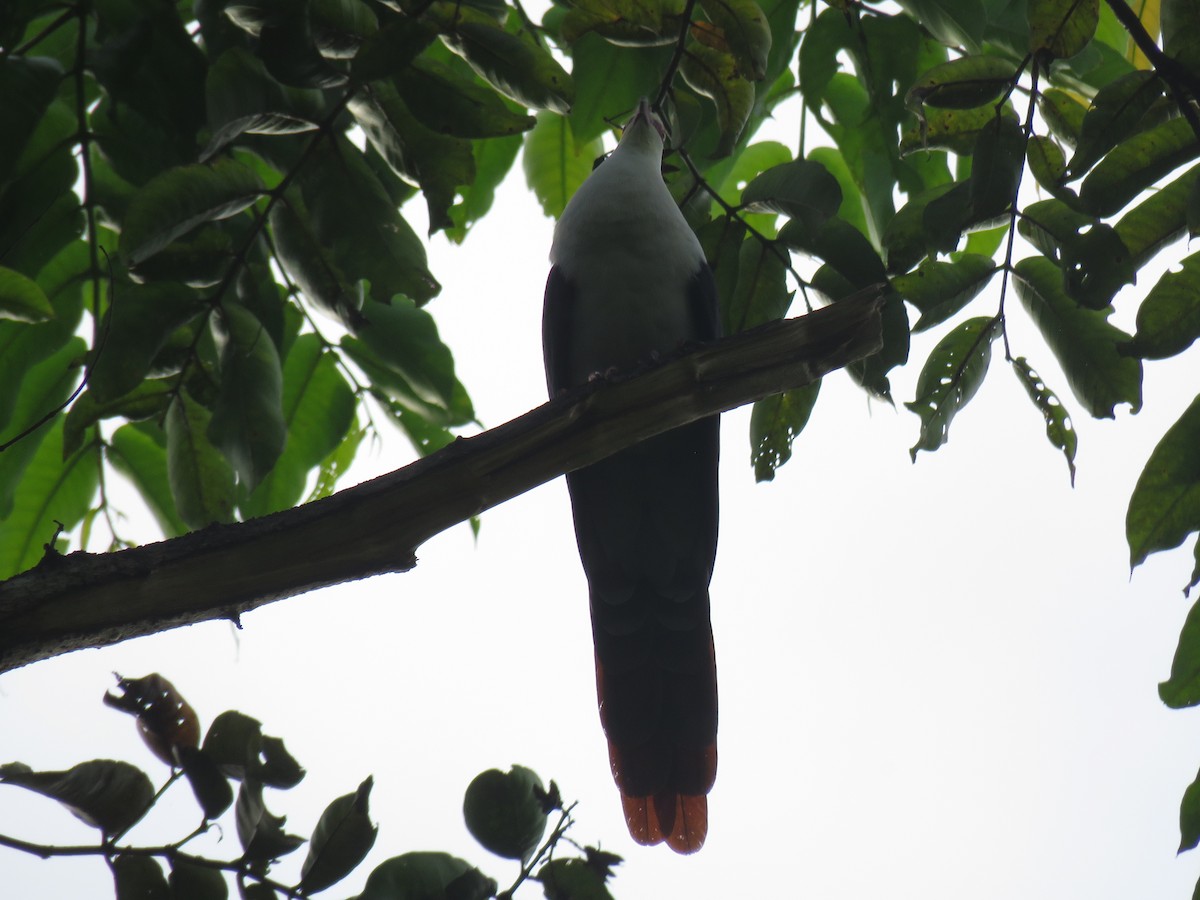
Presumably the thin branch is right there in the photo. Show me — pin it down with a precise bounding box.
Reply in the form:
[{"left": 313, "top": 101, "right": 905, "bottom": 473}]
[{"left": 655, "top": 0, "right": 700, "bottom": 110}]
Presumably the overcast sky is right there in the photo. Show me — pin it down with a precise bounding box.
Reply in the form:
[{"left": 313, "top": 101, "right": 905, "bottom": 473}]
[{"left": 5, "top": 97, "right": 1200, "bottom": 899}]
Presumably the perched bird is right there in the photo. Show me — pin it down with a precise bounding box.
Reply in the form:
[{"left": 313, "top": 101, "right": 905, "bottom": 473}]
[{"left": 542, "top": 99, "right": 721, "bottom": 854}]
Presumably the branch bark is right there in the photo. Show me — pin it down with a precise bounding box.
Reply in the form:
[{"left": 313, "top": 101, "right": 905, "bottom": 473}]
[{"left": 0, "top": 290, "right": 884, "bottom": 673}]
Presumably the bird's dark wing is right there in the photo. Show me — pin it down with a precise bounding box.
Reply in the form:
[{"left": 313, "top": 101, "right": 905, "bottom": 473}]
[{"left": 542, "top": 265, "right": 574, "bottom": 396}]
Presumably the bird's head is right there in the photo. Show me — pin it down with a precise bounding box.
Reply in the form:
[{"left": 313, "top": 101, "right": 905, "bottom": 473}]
[{"left": 619, "top": 98, "right": 669, "bottom": 157}]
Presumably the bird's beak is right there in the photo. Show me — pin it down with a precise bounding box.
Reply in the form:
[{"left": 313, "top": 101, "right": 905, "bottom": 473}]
[{"left": 631, "top": 98, "right": 668, "bottom": 141}]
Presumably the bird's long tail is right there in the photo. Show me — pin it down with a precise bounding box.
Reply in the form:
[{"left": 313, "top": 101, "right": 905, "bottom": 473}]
[{"left": 566, "top": 417, "right": 719, "bottom": 853}]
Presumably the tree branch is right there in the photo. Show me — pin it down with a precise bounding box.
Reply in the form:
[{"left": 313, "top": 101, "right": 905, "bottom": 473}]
[{"left": 0, "top": 290, "right": 884, "bottom": 673}]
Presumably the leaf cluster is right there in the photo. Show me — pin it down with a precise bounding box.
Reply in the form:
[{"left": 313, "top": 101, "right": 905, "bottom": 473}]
[{"left": 1, "top": 673, "right": 617, "bottom": 899}]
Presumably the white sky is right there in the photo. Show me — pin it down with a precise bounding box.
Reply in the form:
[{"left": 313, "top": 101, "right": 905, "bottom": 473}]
[{"left": 5, "top": 93, "right": 1200, "bottom": 900}]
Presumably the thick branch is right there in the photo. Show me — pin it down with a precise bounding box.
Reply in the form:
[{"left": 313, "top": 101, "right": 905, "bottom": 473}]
[{"left": 0, "top": 290, "right": 884, "bottom": 673}]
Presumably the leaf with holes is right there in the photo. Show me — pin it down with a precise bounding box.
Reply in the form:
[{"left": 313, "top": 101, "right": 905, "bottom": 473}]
[
  {"left": 1011, "top": 356, "right": 1077, "bottom": 485},
  {"left": 905, "top": 316, "right": 998, "bottom": 459},
  {"left": 750, "top": 381, "right": 820, "bottom": 482}
]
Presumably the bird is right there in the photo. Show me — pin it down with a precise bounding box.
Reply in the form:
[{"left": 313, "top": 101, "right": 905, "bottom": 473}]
[{"left": 542, "top": 98, "right": 721, "bottom": 854}]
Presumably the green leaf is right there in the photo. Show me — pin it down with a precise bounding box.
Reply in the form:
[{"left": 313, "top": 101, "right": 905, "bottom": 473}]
[
  {"left": 300, "top": 776, "right": 378, "bottom": 893},
  {"left": 901, "top": 104, "right": 999, "bottom": 156},
  {"left": 208, "top": 302, "right": 287, "bottom": 491},
  {"left": 567, "top": 34, "right": 670, "bottom": 145},
  {"left": 894, "top": 0, "right": 986, "bottom": 51},
  {"left": 905, "top": 315, "right": 999, "bottom": 459},
  {"left": 522, "top": 112, "right": 603, "bottom": 219},
  {"left": 107, "top": 423, "right": 190, "bottom": 538},
  {"left": 438, "top": 12, "right": 574, "bottom": 114},
  {"left": 358, "top": 852, "right": 495, "bottom": 900},
  {"left": 89, "top": 282, "right": 207, "bottom": 402},
  {"left": 1162, "top": 0, "right": 1200, "bottom": 87},
  {"left": 64, "top": 379, "right": 176, "bottom": 458},
  {"left": 447, "top": 133, "right": 523, "bottom": 242},
  {"left": 463, "top": 766, "right": 548, "bottom": 862},
  {"left": 883, "top": 182, "right": 956, "bottom": 272},
  {"left": 740, "top": 158, "right": 842, "bottom": 230},
  {"left": 166, "top": 390, "right": 237, "bottom": 530},
  {"left": 1178, "top": 766, "right": 1200, "bottom": 852},
  {"left": 1078, "top": 117, "right": 1200, "bottom": 217},
  {"left": 680, "top": 43, "right": 754, "bottom": 157},
  {"left": 1011, "top": 356, "right": 1077, "bottom": 485},
  {"left": 892, "top": 253, "right": 996, "bottom": 331},
  {"left": 697, "top": 0, "right": 773, "bottom": 80},
  {"left": 778, "top": 215, "right": 888, "bottom": 288},
  {"left": 1122, "top": 252, "right": 1200, "bottom": 359},
  {"left": 0, "top": 335, "right": 87, "bottom": 521},
  {"left": 119, "top": 159, "right": 265, "bottom": 266},
  {"left": 723, "top": 238, "right": 790, "bottom": 333},
  {"left": 351, "top": 16, "right": 438, "bottom": 82},
  {"left": 1127, "top": 392, "right": 1200, "bottom": 568},
  {"left": 0, "top": 760, "right": 153, "bottom": 836},
  {"left": 351, "top": 297, "right": 459, "bottom": 410},
  {"left": 392, "top": 57, "right": 536, "bottom": 138},
  {"left": 203, "top": 47, "right": 329, "bottom": 159},
  {"left": 1037, "top": 88, "right": 1087, "bottom": 147},
  {"left": 750, "top": 381, "right": 820, "bottom": 482},
  {"left": 0, "top": 266, "right": 54, "bottom": 323},
  {"left": 308, "top": 423, "right": 366, "bottom": 501},
  {"left": 1066, "top": 70, "right": 1165, "bottom": 180},
  {"left": 905, "top": 54, "right": 1015, "bottom": 111},
  {"left": 0, "top": 419, "right": 98, "bottom": 579},
  {"left": 349, "top": 82, "right": 476, "bottom": 234},
  {"left": 240, "top": 334, "right": 355, "bottom": 518},
  {"left": 291, "top": 136, "right": 441, "bottom": 307},
  {"left": 1028, "top": 0, "right": 1098, "bottom": 59},
  {"left": 269, "top": 188, "right": 361, "bottom": 323},
  {"left": 967, "top": 114, "right": 1026, "bottom": 221},
  {"left": 0, "top": 56, "right": 62, "bottom": 183},
  {"left": 1160, "top": 595, "right": 1200, "bottom": 708},
  {"left": 1012, "top": 255, "right": 1142, "bottom": 418},
  {"left": 1115, "top": 164, "right": 1200, "bottom": 269}
]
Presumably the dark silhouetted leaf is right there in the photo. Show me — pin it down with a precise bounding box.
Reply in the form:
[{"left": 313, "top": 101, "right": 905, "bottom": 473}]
[
  {"left": 0, "top": 760, "right": 154, "bottom": 835},
  {"left": 236, "top": 779, "right": 305, "bottom": 861},
  {"left": 358, "top": 853, "right": 494, "bottom": 900},
  {"left": 1079, "top": 117, "right": 1200, "bottom": 217},
  {"left": 113, "top": 854, "right": 170, "bottom": 900},
  {"left": 463, "top": 766, "right": 548, "bottom": 861},
  {"left": 300, "top": 776, "right": 378, "bottom": 892}
]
